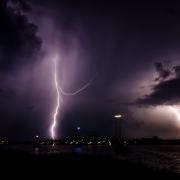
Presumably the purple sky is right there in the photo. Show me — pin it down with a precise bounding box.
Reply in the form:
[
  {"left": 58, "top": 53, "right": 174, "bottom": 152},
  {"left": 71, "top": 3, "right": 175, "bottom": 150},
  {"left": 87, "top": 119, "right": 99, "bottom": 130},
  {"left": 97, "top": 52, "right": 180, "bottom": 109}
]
[{"left": 1, "top": 0, "right": 180, "bottom": 140}]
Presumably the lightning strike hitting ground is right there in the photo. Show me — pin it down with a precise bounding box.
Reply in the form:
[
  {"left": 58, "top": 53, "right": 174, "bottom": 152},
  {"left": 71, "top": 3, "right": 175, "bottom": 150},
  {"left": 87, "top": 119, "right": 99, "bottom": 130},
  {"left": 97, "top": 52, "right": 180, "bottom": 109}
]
[
  {"left": 51, "top": 57, "right": 60, "bottom": 140},
  {"left": 50, "top": 56, "right": 91, "bottom": 140}
]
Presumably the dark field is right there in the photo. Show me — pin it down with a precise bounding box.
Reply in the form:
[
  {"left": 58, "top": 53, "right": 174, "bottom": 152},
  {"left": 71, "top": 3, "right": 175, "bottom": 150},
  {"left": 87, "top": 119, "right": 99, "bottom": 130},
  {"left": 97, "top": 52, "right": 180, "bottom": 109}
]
[{"left": 0, "top": 145, "right": 180, "bottom": 179}]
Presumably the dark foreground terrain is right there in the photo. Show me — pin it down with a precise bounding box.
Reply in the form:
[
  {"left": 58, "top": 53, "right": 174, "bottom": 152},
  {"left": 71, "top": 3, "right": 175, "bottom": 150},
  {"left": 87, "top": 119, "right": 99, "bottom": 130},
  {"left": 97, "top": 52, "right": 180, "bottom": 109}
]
[{"left": 0, "top": 148, "right": 180, "bottom": 179}]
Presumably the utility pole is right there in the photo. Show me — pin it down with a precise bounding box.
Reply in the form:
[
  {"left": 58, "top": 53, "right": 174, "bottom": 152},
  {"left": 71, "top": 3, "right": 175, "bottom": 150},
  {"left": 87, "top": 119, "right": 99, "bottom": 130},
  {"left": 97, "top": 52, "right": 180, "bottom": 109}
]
[{"left": 114, "top": 114, "right": 122, "bottom": 139}]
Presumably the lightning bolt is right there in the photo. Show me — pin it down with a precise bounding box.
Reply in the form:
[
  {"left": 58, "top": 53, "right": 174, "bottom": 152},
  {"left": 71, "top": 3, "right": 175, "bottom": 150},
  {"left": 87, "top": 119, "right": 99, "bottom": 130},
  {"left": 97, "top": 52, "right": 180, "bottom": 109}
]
[
  {"left": 51, "top": 56, "right": 60, "bottom": 140},
  {"left": 59, "top": 82, "right": 91, "bottom": 96},
  {"left": 169, "top": 106, "right": 180, "bottom": 122},
  {"left": 50, "top": 55, "right": 91, "bottom": 140}
]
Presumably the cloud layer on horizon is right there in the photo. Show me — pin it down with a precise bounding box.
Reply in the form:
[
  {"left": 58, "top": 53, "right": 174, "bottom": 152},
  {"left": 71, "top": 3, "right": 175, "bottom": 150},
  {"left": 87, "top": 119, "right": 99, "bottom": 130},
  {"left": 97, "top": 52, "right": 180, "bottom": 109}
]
[{"left": 137, "top": 62, "right": 180, "bottom": 105}]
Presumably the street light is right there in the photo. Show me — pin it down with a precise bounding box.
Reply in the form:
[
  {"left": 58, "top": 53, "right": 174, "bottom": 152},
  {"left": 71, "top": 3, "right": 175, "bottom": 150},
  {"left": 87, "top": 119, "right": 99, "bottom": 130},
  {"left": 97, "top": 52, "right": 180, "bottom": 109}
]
[
  {"left": 114, "top": 114, "right": 122, "bottom": 118},
  {"left": 114, "top": 114, "right": 122, "bottom": 138}
]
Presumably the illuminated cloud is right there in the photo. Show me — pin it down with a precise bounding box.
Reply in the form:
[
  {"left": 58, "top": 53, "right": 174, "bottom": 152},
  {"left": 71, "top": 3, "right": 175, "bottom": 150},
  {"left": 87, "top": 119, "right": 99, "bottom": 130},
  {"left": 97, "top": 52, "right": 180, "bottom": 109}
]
[
  {"left": 0, "top": 0, "right": 41, "bottom": 71},
  {"left": 137, "top": 63, "right": 180, "bottom": 106},
  {"left": 129, "top": 105, "right": 180, "bottom": 138},
  {"left": 2, "top": 0, "right": 180, "bottom": 139}
]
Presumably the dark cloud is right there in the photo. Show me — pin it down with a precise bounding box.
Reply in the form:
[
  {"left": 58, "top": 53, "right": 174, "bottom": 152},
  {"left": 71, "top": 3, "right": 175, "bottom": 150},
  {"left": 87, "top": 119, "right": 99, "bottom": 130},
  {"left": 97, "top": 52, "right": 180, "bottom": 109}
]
[
  {"left": 137, "top": 63, "right": 180, "bottom": 105},
  {"left": 173, "top": 65, "right": 180, "bottom": 78},
  {"left": 154, "top": 62, "right": 171, "bottom": 81},
  {"left": 0, "top": 0, "right": 43, "bottom": 139},
  {"left": 0, "top": 0, "right": 41, "bottom": 70},
  {"left": 9, "top": 0, "right": 32, "bottom": 12},
  {"left": 137, "top": 61, "right": 180, "bottom": 106}
]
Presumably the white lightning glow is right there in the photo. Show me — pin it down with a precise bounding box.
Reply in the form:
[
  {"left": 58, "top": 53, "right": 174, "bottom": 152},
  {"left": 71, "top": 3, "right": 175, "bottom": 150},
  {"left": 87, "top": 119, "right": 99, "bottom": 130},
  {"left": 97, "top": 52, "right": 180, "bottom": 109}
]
[
  {"left": 51, "top": 56, "right": 60, "bottom": 140},
  {"left": 169, "top": 106, "right": 180, "bottom": 122},
  {"left": 50, "top": 55, "right": 91, "bottom": 140}
]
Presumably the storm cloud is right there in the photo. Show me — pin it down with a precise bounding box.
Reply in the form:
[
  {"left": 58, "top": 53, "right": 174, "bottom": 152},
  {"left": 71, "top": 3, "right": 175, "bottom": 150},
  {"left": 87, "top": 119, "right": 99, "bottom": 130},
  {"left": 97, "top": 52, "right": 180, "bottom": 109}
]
[
  {"left": 137, "top": 63, "right": 180, "bottom": 105},
  {"left": 2, "top": 0, "right": 180, "bottom": 139},
  {"left": 0, "top": 0, "right": 41, "bottom": 70},
  {"left": 154, "top": 62, "right": 171, "bottom": 81}
]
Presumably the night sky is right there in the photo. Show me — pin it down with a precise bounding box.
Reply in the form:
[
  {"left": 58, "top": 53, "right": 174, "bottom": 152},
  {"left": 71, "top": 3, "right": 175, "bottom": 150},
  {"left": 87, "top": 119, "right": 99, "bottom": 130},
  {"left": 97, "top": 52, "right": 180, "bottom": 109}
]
[{"left": 1, "top": 0, "right": 180, "bottom": 140}]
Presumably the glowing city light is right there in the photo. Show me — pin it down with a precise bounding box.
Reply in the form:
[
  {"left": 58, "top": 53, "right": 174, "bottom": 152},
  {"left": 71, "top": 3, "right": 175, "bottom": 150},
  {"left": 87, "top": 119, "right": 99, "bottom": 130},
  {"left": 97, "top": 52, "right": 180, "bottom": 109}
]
[{"left": 35, "top": 135, "right": 39, "bottom": 138}]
